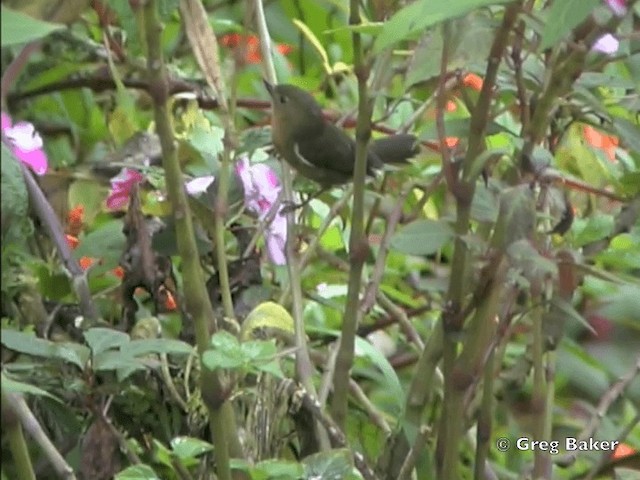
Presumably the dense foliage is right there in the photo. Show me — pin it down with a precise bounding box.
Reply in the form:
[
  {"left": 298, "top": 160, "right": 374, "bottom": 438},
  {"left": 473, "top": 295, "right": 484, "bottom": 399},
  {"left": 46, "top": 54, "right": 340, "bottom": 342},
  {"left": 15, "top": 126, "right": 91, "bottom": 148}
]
[{"left": 1, "top": 1, "right": 639, "bottom": 479}]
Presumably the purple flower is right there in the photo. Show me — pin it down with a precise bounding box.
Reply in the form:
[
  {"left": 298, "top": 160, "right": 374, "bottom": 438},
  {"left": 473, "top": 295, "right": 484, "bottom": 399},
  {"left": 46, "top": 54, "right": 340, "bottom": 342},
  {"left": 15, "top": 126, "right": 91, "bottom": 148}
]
[
  {"left": 106, "top": 168, "right": 145, "bottom": 210},
  {"left": 1, "top": 112, "right": 48, "bottom": 175},
  {"left": 593, "top": 33, "right": 619, "bottom": 55},
  {"left": 605, "top": 0, "right": 627, "bottom": 16},
  {"left": 235, "top": 156, "right": 286, "bottom": 265}
]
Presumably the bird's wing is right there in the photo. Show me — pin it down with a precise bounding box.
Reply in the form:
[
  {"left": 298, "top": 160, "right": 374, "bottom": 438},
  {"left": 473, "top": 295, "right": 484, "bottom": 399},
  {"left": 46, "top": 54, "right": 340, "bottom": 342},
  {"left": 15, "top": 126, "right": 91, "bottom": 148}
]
[{"left": 291, "top": 123, "right": 356, "bottom": 175}]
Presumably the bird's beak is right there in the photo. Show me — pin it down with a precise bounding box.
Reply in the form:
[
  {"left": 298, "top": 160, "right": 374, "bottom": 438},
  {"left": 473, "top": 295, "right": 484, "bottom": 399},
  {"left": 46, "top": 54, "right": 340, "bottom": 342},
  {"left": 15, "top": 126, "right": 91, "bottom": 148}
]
[{"left": 263, "top": 79, "right": 275, "bottom": 98}]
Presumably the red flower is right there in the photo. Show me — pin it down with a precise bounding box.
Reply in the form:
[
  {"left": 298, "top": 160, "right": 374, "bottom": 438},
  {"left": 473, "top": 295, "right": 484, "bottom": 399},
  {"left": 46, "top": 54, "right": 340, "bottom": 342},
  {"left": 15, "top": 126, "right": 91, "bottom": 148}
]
[
  {"left": 65, "top": 234, "right": 80, "bottom": 250},
  {"left": 220, "top": 33, "right": 292, "bottom": 64},
  {"left": 463, "top": 73, "right": 483, "bottom": 91},
  {"left": 79, "top": 256, "right": 97, "bottom": 270},
  {"left": 612, "top": 443, "right": 636, "bottom": 460},
  {"left": 111, "top": 266, "right": 125, "bottom": 279},
  {"left": 583, "top": 125, "right": 618, "bottom": 162}
]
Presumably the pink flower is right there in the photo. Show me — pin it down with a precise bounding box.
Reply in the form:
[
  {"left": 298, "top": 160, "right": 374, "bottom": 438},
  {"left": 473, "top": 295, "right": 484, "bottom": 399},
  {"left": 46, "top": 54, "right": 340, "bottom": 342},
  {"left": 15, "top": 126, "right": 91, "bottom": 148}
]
[
  {"left": 235, "top": 155, "right": 286, "bottom": 265},
  {"left": 593, "top": 33, "right": 619, "bottom": 55},
  {"left": 605, "top": 0, "right": 627, "bottom": 16},
  {"left": 1, "top": 112, "right": 48, "bottom": 175},
  {"left": 106, "top": 168, "right": 145, "bottom": 210}
]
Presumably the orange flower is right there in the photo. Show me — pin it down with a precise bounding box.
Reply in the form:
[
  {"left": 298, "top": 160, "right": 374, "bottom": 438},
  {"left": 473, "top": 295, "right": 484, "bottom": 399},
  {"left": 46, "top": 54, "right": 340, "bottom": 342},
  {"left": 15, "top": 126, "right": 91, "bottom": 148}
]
[
  {"left": 445, "top": 137, "right": 459, "bottom": 148},
  {"left": 79, "top": 256, "right": 97, "bottom": 270},
  {"left": 65, "top": 234, "right": 80, "bottom": 250},
  {"left": 446, "top": 100, "right": 457, "bottom": 112},
  {"left": 67, "top": 204, "right": 84, "bottom": 236},
  {"left": 463, "top": 73, "right": 483, "bottom": 91},
  {"left": 111, "top": 266, "right": 125, "bottom": 279},
  {"left": 612, "top": 443, "right": 636, "bottom": 461},
  {"left": 583, "top": 125, "right": 618, "bottom": 162},
  {"left": 220, "top": 33, "right": 292, "bottom": 64},
  {"left": 164, "top": 290, "right": 177, "bottom": 311}
]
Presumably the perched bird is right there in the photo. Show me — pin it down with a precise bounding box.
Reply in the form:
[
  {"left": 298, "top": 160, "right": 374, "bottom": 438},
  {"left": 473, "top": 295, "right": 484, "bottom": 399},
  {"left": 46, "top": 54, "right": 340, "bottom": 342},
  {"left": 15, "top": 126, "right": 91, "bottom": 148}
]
[{"left": 264, "top": 81, "right": 418, "bottom": 187}]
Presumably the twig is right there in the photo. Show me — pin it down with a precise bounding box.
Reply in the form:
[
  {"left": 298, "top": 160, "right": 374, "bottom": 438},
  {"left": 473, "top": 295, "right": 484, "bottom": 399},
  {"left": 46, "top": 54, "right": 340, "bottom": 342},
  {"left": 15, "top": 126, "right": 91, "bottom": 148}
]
[
  {"left": 2, "top": 389, "right": 76, "bottom": 479},
  {"left": 20, "top": 163, "right": 100, "bottom": 325},
  {"left": 397, "top": 425, "right": 431, "bottom": 480}
]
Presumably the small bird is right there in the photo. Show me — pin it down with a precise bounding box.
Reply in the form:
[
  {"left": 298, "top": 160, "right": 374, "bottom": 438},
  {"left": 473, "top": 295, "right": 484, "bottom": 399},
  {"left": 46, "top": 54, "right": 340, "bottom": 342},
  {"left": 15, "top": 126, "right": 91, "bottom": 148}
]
[{"left": 264, "top": 81, "right": 418, "bottom": 188}]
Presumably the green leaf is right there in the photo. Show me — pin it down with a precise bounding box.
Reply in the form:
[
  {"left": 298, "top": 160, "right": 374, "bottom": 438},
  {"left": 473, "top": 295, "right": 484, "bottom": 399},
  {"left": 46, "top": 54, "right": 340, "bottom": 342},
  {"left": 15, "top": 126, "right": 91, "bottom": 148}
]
[
  {"left": 1, "top": 144, "right": 28, "bottom": 221},
  {"left": 540, "top": 0, "right": 601, "bottom": 50},
  {"left": 55, "top": 343, "right": 91, "bottom": 369},
  {"left": 303, "top": 448, "right": 354, "bottom": 479},
  {"left": 373, "top": 0, "right": 514, "bottom": 53},
  {"left": 115, "top": 464, "right": 160, "bottom": 480},
  {"left": 354, "top": 336, "right": 405, "bottom": 409},
  {"left": 491, "top": 185, "right": 535, "bottom": 250},
  {"left": 74, "top": 220, "right": 126, "bottom": 265},
  {"left": 572, "top": 215, "right": 615, "bottom": 248},
  {"left": 84, "top": 328, "right": 130, "bottom": 355},
  {"left": 171, "top": 436, "right": 213, "bottom": 460},
  {"left": 256, "top": 359, "right": 285, "bottom": 379},
  {"left": 391, "top": 219, "right": 454, "bottom": 256},
  {"left": 124, "top": 339, "right": 193, "bottom": 357},
  {"left": 252, "top": 459, "right": 304, "bottom": 479},
  {"left": 241, "top": 302, "right": 295, "bottom": 340},
  {"left": 0, "top": 330, "right": 89, "bottom": 369},
  {"left": 612, "top": 117, "right": 640, "bottom": 154},
  {"left": 2, "top": 374, "right": 61, "bottom": 402},
  {"left": 203, "top": 331, "right": 244, "bottom": 371},
  {"left": 598, "top": 284, "right": 640, "bottom": 324},
  {"left": 1, "top": 329, "right": 52, "bottom": 356},
  {"left": 0, "top": 5, "right": 64, "bottom": 46},
  {"left": 93, "top": 350, "right": 143, "bottom": 372}
]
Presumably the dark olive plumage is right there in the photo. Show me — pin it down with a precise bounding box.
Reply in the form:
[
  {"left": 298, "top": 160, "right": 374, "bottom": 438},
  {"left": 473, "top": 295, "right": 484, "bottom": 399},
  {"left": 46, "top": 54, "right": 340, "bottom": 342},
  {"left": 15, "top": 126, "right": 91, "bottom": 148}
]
[{"left": 264, "top": 81, "right": 418, "bottom": 187}]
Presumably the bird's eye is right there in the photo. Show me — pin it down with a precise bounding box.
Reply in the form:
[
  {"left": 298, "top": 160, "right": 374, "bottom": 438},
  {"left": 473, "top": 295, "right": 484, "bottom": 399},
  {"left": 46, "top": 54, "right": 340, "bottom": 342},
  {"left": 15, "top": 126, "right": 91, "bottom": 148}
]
[{"left": 279, "top": 95, "right": 287, "bottom": 104}]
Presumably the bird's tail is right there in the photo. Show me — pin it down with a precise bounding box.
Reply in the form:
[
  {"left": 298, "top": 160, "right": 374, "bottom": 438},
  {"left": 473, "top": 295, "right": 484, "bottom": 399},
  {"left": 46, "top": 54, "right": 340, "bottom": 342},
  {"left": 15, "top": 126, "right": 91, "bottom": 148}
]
[{"left": 370, "top": 134, "right": 419, "bottom": 165}]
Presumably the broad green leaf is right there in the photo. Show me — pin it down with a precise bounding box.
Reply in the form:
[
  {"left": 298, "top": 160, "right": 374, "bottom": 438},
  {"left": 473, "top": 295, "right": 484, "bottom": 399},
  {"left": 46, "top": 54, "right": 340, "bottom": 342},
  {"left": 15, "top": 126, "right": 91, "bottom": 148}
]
[
  {"left": 256, "top": 359, "right": 285, "bottom": 379},
  {"left": 406, "top": 11, "right": 494, "bottom": 87},
  {"left": 613, "top": 117, "right": 640, "bottom": 154},
  {"left": 252, "top": 459, "right": 304, "bottom": 478},
  {"left": 241, "top": 302, "right": 295, "bottom": 340},
  {"left": 93, "top": 350, "right": 143, "bottom": 372},
  {"left": 471, "top": 183, "right": 499, "bottom": 223},
  {"left": 74, "top": 220, "right": 126, "bottom": 265},
  {"left": 171, "top": 436, "right": 213, "bottom": 459},
  {"left": 0, "top": 330, "right": 88, "bottom": 369},
  {"left": 540, "top": 0, "right": 601, "bottom": 50},
  {"left": 557, "top": 339, "right": 610, "bottom": 398},
  {"left": 1, "top": 329, "right": 58, "bottom": 358},
  {"left": 125, "top": 339, "right": 193, "bottom": 357},
  {"left": 391, "top": 219, "right": 454, "bottom": 256},
  {"left": 2, "top": 374, "right": 61, "bottom": 402},
  {"left": 572, "top": 215, "right": 615, "bottom": 248},
  {"left": 241, "top": 339, "right": 278, "bottom": 361},
  {"left": 0, "top": 5, "right": 64, "bottom": 46},
  {"left": 84, "top": 328, "right": 130, "bottom": 355},
  {"left": 1, "top": 144, "right": 28, "bottom": 221},
  {"left": 55, "top": 343, "right": 90, "bottom": 369},
  {"left": 373, "top": 0, "right": 514, "bottom": 53},
  {"left": 115, "top": 464, "right": 160, "bottom": 480},
  {"left": 598, "top": 285, "right": 640, "bottom": 324},
  {"left": 203, "top": 331, "right": 244, "bottom": 370},
  {"left": 355, "top": 336, "right": 405, "bottom": 409},
  {"left": 491, "top": 185, "right": 535, "bottom": 250},
  {"left": 303, "top": 448, "right": 354, "bottom": 479}
]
